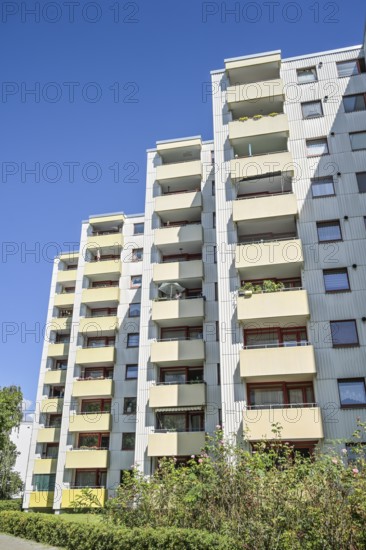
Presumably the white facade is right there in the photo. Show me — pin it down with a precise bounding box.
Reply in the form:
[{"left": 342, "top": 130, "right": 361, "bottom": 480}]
[{"left": 10, "top": 421, "right": 33, "bottom": 486}]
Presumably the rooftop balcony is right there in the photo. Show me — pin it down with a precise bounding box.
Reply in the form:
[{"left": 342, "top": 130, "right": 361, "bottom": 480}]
[
  {"left": 61, "top": 488, "right": 106, "bottom": 509},
  {"left": 240, "top": 344, "right": 316, "bottom": 382},
  {"left": 84, "top": 259, "right": 121, "bottom": 278},
  {"left": 37, "top": 427, "right": 61, "bottom": 444},
  {"left": 152, "top": 297, "right": 205, "bottom": 327},
  {"left": 65, "top": 449, "right": 109, "bottom": 469},
  {"left": 29, "top": 491, "right": 54, "bottom": 508},
  {"left": 153, "top": 259, "right": 203, "bottom": 283},
  {"left": 151, "top": 339, "right": 205, "bottom": 366},
  {"left": 225, "top": 52, "right": 281, "bottom": 86},
  {"left": 244, "top": 405, "right": 324, "bottom": 442},
  {"left": 149, "top": 382, "right": 206, "bottom": 408},
  {"left": 75, "top": 346, "right": 116, "bottom": 366},
  {"left": 233, "top": 192, "right": 297, "bottom": 224},
  {"left": 148, "top": 431, "right": 206, "bottom": 457},
  {"left": 33, "top": 458, "right": 57, "bottom": 475},
  {"left": 230, "top": 150, "right": 293, "bottom": 181},
  {"left": 156, "top": 137, "right": 201, "bottom": 162},
  {"left": 68, "top": 413, "right": 112, "bottom": 433},
  {"left": 237, "top": 288, "right": 310, "bottom": 327},
  {"left": 154, "top": 223, "right": 203, "bottom": 255},
  {"left": 72, "top": 378, "right": 114, "bottom": 398}
]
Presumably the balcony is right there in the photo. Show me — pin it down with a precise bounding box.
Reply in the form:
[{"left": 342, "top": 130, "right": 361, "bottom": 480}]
[
  {"left": 151, "top": 339, "right": 205, "bottom": 366},
  {"left": 227, "top": 78, "right": 284, "bottom": 113},
  {"left": 229, "top": 114, "right": 289, "bottom": 142},
  {"left": 65, "top": 449, "right": 109, "bottom": 469},
  {"left": 75, "top": 346, "right": 115, "bottom": 366},
  {"left": 154, "top": 224, "right": 203, "bottom": 254},
  {"left": 154, "top": 191, "right": 202, "bottom": 219},
  {"left": 81, "top": 287, "right": 120, "bottom": 306},
  {"left": 44, "top": 369, "right": 67, "bottom": 385},
  {"left": 57, "top": 270, "right": 77, "bottom": 284},
  {"left": 156, "top": 160, "right": 202, "bottom": 183},
  {"left": 29, "top": 491, "right": 54, "bottom": 508},
  {"left": 153, "top": 259, "right": 203, "bottom": 283},
  {"left": 72, "top": 379, "right": 114, "bottom": 398},
  {"left": 84, "top": 259, "right": 121, "bottom": 277},
  {"left": 33, "top": 458, "right": 57, "bottom": 475},
  {"left": 49, "top": 317, "right": 72, "bottom": 331},
  {"left": 79, "top": 316, "right": 118, "bottom": 334},
  {"left": 47, "top": 343, "right": 69, "bottom": 358},
  {"left": 237, "top": 289, "right": 309, "bottom": 327},
  {"left": 225, "top": 52, "right": 281, "bottom": 84},
  {"left": 240, "top": 344, "right": 316, "bottom": 382},
  {"left": 89, "top": 213, "right": 124, "bottom": 226},
  {"left": 152, "top": 298, "right": 204, "bottom": 326},
  {"left": 230, "top": 151, "right": 293, "bottom": 181},
  {"left": 61, "top": 488, "right": 106, "bottom": 509},
  {"left": 37, "top": 428, "right": 61, "bottom": 443},
  {"left": 244, "top": 405, "right": 324, "bottom": 441},
  {"left": 86, "top": 232, "right": 123, "bottom": 252},
  {"left": 233, "top": 193, "right": 297, "bottom": 223},
  {"left": 68, "top": 413, "right": 112, "bottom": 433},
  {"left": 40, "top": 398, "right": 63, "bottom": 414},
  {"left": 235, "top": 238, "right": 303, "bottom": 279},
  {"left": 148, "top": 431, "right": 206, "bottom": 457},
  {"left": 149, "top": 383, "right": 206, "bottom": 408},
  {"left": 54, "top": 293, "right": 75, "bottom": 308}
]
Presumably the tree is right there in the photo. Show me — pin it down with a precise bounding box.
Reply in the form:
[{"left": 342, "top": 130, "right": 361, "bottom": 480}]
[{"left": 0, "top": 386, "right": 24, "bottom": 499}]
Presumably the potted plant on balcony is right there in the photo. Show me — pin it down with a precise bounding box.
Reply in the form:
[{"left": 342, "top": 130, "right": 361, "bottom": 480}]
[
  {"left": 262, "top": 280, "right": 285, "bottom": 293},
  {"left": 239, "top": 282, "right": 254, "bottom": 296},
  {"left": 268, "top": 112, "right": 279, "bottom": 117},
  {"left": 253, "top": 114, "right": 263, "bottom": 120},
  {"left": 239, "top": 116, "right": 249, "bottom": 122}
]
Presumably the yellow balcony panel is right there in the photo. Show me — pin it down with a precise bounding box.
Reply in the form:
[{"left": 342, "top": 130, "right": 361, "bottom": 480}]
[
  {"left": 68, "top": 413, "right": 112, "bottom": 433},
  {"left": 226, "top": 52, "right": 281, "bottom": 85},
  {"left": 54, "top": 294, "right": 75, "bottom": 308},
  {"left": 44, "top": 370, "right": 67, "bottom": 385},
  {"left": 48, "top": 343, "right": 69, "bottom": 359},
  {"left": 151, "top": 340, "right": 205, "bottom": 366},
  {"left": 86, "top": 233, "right": 123, "bottom": 252},
  {"left": 33, "top": 458, "right": 57, "bottom": 475},
  {"left": 240, "top": 345, "right": 316, "bottom": 382},
  {"left": 61, "top": 488, "right": 106, "bottom": 509},
  {"left": 229, "top": 114, "right": 289, "bottom": 142},
  {"left": 84, "top": 260, "right": 121, "bottom": 277},
  {"left": 79, "top": 316, "right": 118, "bottom": 334},
  {"left": 89, "top": 214, "right": 124, "bottom": 225},
  {"left": 157, "top": 137, "right": 202, "bottom": 155},
  {"left": 40, "top": 398, "right": 63, "bottom": 414},
  {"left": 57, "top": 270, "right": 77, "bottom": 284},
  {"left": 148, "top": 431, "right": 205, "bottom": 457},
  {"left": 235, "top": 239, "right": 303, "bottom": 279},
  {"left": 49, "top": 317, "right": 72, "bottom": 331},
  {"left": 29, "top": 491, "right": 54, "bottom": 508},
  {"left": 244, "top": 406, "right": 324, "bottom": 441},
  {"left": 227, "top": 78, "right": 284, "bottom": 107},
  {"left": 65, "top": 450, "right": 109, "bottom": 469},
  {"left": 233, "top": 193, "right": 297, "bottom": 223},
  {"left": 37, "top": 428, "right": 61, "bottom": 444},
  {"left": 155, "top": 191, "right": 202, "bottom": 215},
  {"left": 149, "top": 383, "right": 206, "bottom": 408},
  {"left": 72, "top": 379, "right": 114, "bottom": 398},
  {"left": 76, "top": 346, "right": 116, "bottom": 366},
  {"left": 81, "top": 287, "right": 120, "bottom": 306},
  {"left": 237, "top": 289, "right": 309, "bottom": 327},
  {"left": 153, "top": 260, "right": 203, "bottom": 283},
  {"left": 231, "top": 151, "right": 293, "bottom": 182},
  {"left": 152, "top": 298, "right": 204, "bottom": 325},
  {"left": 59, "top": 252, "right": 79, "bottom": 262},
  {"left": 156, "top": 160, "right": 202, "bottom": 182},
  {"left": 154, "top": 224, "right": 202, "bottom": 248}
]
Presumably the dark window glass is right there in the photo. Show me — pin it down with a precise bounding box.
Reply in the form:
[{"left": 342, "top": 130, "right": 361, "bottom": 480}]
[
  {"left": 131, "top": 275, "right": 142, "bottom": 287},
  {"left": 134, "top": 223, "right": 144, "bottom": 235},
  {"left": 301, "top": 101, "right": 323, "bottom": 119},
  {"left": 132, "top": 249, "right": 143, "bottom": 261},
  {"left": 356, "top": 172, "right": 366, "bottom": 193},
  {"left": 127, "top": 333, "right": 139, "bottom": 347},
  {"left": 32, "top": 474, "right": 56, "bottom": 491},
  {"left": 128, "top": 303, "right": 141, "bottom": 317},
  {"left": 317, "top": 221, "right": 342, "bottom": 242},
  {"left": 338, "top": 379, "right": 366, "bottom": 407},
  {"left": 122, "top": 433, "right": 135, "bottom": 450},
  {"left": 323, "top": 269, "right": 350, "bottom": 292},
  {"left": 311, "top": 177, "right": 335, "bottom": 198},
  {"left": 337, "top": 60, "right": 360, "bottom": 77},
  {"left": 126, "top": 364, "right": 138, "bottom": 379},
  {"left": 123, "top": 397, "right": 137, "bottom": 414},
  {"left": 350, "top": 132, "right": 366, "bottom": 151},
  {"left": 330, "top": 320, "right": 359, "bottom": 347},
  {"left": 343, "top": 94, "right": 366, "bottom": 113},
  {"left": 297, "top": 67, "right": 317, "bottom": 83}
]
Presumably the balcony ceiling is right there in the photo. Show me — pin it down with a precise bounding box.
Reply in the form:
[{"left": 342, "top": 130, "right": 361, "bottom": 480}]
[
  {"left": 226, "top": 58, "right": 281, "bottom": 86},
  {"left": 236, "top": 172, "right": 292, "bottom": 196},
  {"left": 237, "top": 217, "right": 296, "bottom": 238},
  {"left": 232, "top": 133, "right": 288, "bottom": 158},
  {"left": 157, "top": 141, "right": 201, "bottom": 164}
]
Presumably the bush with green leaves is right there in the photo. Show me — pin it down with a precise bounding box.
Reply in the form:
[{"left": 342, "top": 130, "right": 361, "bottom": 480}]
[{"left": 0, "top": 500, "right": 21, "bottom": 512}]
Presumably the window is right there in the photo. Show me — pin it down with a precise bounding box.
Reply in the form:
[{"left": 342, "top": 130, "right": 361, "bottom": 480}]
[
  {"left": 248, "top": 382, "right": 315, "bottom": 409},
  {"left": 81, "top": 399, "right": 111, "bottom": 413},
  {"left": 301, "top": 101, "right": 323, "bottom": 119},
  {"left": 297, "top": 67, "right": 317, "bottom": 83},
  {"left": 47, "top": 415, "right": 62, "bottom": 427},
  {"left": 82, "top": 367, "right": 113, "bottom": 380},
  {"left": 90, "top": 307, "right": 117, "bottom": 317},
  {"left": 337, "top": 60, "right": 361, "bottom": 78},
  {"left": 59, "top": 308, "right": 73, "bottom": 318},
  {"left": 55, "top": 360, "right": 67, "bottom": 370},
  {"left": 244, "top": 327, "right": 308, "bottom": 348},
  {"left": 78, "top": 433, "right": 109, "bottom": 449},
  {"left": 63, "top": 286, "right": 75, "bottom": 293},
  {"left": 323, "top": 269, "right": 350, "bottom": 292},
  {"left": 122, "top": 433, "right": 135, "bottom": 451},
  {"left": 74, "top": 470, "right": 107, "bottom": 488},
  {"left": 160, "top": 326, "right": 203, "bottom": 341},
  {"left": 306, "top": 138, "right": 329, "bottom": 156},
  {"left": 32, "top": 474, "right": 56, "bottom": 492},
  {"left": 131, "top": 275, "right": 142, "bottom": 288},
  {"left": 123, "top": 397, "right": 137, "bottom": 414},
  {"left": 350, "top": 131, "right": 366, "bottom": 151},
  {"left": 127, "top": 333, "right": 139, "bottom": 347},
  {"left": 343, "top": 94, "right": 366, "bottom": 113},
  {"left": 125, "top": 364, "right": 138, "bottom": 379},
  {"left": 356, "top": 172, "right": 366, "bottom": 193},
  {"left": 217, "top": 364, "right": 221, "bottom": 385},
  {"left": 213, "top": 212, "right": 216, "bottom": 228},
  {"left": 330, "top": 320, "right": 359, "bottom": 347},
  {"left": 128, "top": 303, "right": 141, "bottom": 318},
  {"left": 311, "top": 177, "right": 335, "bottom": 198},
  {"left": 316, "top": 220, "right": 342, "bottom": 242},
  {"left": 91, "top": 280, "right": 119, "bottom": 288},
  {"left": 156, "top": 412, "right": 204, "bottom": 432},
  {"left": 55, "top": 333, "right": 70, "bottom": 344},
  {"left": 160, "top": 367, "right": 203, "bottom": 384},
  {"left": 132, "top": 248, "right": 143, "bottom": 262},
  {"left": 86, "top": 336, "right": 115, "bottom": 348},
  {"left": 214, "top": 282, "right": 218, "bottom": 301},
  {"left": 338, "top": 379, "right": 366, "bottom": 408},
  {"left": 134, "top": 222, "right": 144, "bottom": 235},
  {"left": 66, "top": 264, "right": 77, "bottom": 270},
  {"left": 212, "top": 181, "right": 215, "bottom": 195},
  {"left": 43, "top": 444, "right": 59, "bottom": 458}
]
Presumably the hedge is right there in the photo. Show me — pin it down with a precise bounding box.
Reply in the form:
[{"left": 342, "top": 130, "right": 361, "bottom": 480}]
[
  {"left": 0, "top": 511, "right": 240, "bottom": 550},
  {"left": 0, "top": 500, "right": 21, "bottom": 512}
]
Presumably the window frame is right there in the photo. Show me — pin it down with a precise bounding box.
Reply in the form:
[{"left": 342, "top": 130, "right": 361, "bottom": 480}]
[
  {"left": 306, "top": 137, "right": 329, "bottom": 157},
  {"left": 125, "top": 364, "right": 138, "bottom": 380},
  {"left": 133, "top": 222, "right": 144, "bottom": 235},
  {"left": 356, "top": 172, "right": 366, "bottom": 193},
  {"left": 310, "top": 177, "right": 335, "bottom": 198},
  {"left": 130, "top": 275, "right": 142, "bottom": 288},
  {"left": 343, "top": 93, "right": 366, "bottom": 113},
  {"left": 247, "top": 381, "right": 315, "bottom": 408},
  {"left": 296, "top": 66, "right": 318, "bottom": 84},
  {"left": 121, "top": 432, "right": 136, "bottom": 451},
  {"left": 128, "top": 303, "right": 141, "bottom": 318},
  {"left": 316, "top": 220, "right": 342, "bottom": 243},
  {"left": 244, "top": 326, "right": 308, "bottom": 348},
  {"left": 301, "top": 100, "right": 324, "bottom": 119},
  {"left": 338, "top": 378, "right": 366, "bottom": 409},
  {"left": 127, "top": 333, "right": 139, "bottom": 348},
  {"left": 336, "top": 59, "right": 362, "bottom": 78},
  {"left": 330, "top": 320, "right": 359, "bottom": 348},
  {"left": 323, "top": 268, "right": 350, "bottom": 293},
  {"left": 350, "top": 131, "right": 366, "bottom": 151},
  {"left": 123, "top": 397, "right": 137, "bottom": 415}
]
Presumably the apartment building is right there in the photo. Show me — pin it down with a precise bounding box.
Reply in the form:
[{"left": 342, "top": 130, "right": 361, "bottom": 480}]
[{"left": 24, "top": 28, "right": 366, "bottom": 510}]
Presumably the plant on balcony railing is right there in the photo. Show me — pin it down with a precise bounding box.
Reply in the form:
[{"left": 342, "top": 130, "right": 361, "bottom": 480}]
[
  {"left": 238, "top": 112, "right": 279, "bottom": 122},
  {"left": 239, "top": 280, "right": 285, "bottom": 296}
]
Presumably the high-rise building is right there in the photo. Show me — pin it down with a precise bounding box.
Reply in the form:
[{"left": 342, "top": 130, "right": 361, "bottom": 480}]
[{"left": 24, "top": 29, "right": 366, "bottom": 510}]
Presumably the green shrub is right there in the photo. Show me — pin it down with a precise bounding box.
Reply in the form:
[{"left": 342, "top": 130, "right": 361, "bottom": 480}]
[
  {"left": 0, "top": 500, "right": 21, "bottom": 511},
  {"left": 0, "top": 511, "right": 239, "bottom": 550}
]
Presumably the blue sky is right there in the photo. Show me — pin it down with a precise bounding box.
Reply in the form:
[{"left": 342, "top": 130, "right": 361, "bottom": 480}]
[{"left": 0, "top": 0, "right": 365, "bottom": 409}]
